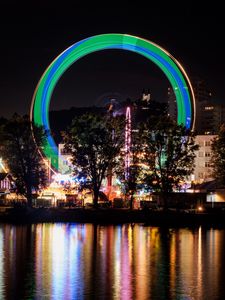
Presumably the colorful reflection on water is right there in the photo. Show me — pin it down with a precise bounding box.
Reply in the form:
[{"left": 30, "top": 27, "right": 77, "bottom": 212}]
[{"left": 0, "top": 224, "right": 225, "bottom": 299}]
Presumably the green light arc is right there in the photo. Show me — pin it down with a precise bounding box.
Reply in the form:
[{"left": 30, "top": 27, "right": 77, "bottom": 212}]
[{"left": 30, "top": 34, "right": 195, "bottom": 171}]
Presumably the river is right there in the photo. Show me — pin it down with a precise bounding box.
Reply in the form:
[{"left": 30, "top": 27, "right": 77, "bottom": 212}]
[{"left": 0, "top": 223, "right": 225, "bottom": 299}]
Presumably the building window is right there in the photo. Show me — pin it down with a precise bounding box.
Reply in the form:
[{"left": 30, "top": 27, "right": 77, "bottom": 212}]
[
  {"left": 205, "top": 152, "right": 211, "bottom": 157},
  {"left": 198, "top": 162, "right": 205, "bottom": 167},
  {"left": 204, "top": 106, "right": 214, "bottom": 110},
  {"left": 205, "top": 162, "right": 211, "bottom": 168},
  {"left": 198, "top": 172, "right": 204, "bottom": 179},
  {"left": 205, "top": 141, "right": 211, "bottom": 146},
  {"left": 61, "top": 149, "right": 71, "bottom": 155},
  {"left": 199, "top": 152, "right": 203, "bottom": 157}
]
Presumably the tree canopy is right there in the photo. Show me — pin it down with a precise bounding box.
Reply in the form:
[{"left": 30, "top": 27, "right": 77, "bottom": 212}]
[
  {"left": 140, "top": 116, "right": 198, "bottom": 203},
  {"left": 0, "top": 114, "right": 48, "bottom": 206},
  {"left": 211, "top": 124, "right": 225, "bottom": 185},
  {"left": 63, "top": 113, "right": 125, "bottom": 207},
  {"left": 116, "top": 128, "right": 144, "bottom": 209}
]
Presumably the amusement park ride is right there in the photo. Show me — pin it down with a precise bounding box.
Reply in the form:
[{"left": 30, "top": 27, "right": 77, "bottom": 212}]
[{"left": 29, "top": 34, "right": 195, "bottom": 205}]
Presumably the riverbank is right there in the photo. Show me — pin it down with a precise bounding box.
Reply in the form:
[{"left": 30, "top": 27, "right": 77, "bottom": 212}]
[{"left": 1, "top": 207, "right": 225, "bottom": 226}]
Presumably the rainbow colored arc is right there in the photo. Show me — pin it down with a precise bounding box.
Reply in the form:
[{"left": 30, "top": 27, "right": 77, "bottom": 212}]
[{"left": 30, "top": 34, "right": 195, "bottom": 171}]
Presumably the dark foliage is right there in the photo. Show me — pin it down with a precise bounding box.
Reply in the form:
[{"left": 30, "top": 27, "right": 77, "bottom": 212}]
[
  {"left": 211, "top": 124, "right": 225, "bottom": 185},
  {"left": 63, "top": 113, "right": 125, "bottom": 207},
  {"left": 0, "top": 114, "right": 48, "bottom": 206},
  {"left": 140, "top": 116, "right": 198, "bottom": 205}
]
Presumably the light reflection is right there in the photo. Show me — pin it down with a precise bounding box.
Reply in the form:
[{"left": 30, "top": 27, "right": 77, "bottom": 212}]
[
  {"left": 114, "top": 226, "right": 122, "bottom": 299},
  {"left": 0, "top": 224, "right": 225, "bottom": 299},
  {"left": 51, "top": 224, "right": 67, "bottom": 298},
  {"left": 0, "top": 228, "right": 4, "bottom": 297},
  {"left": 197, "top": 226, "right": 203, "bottom": 299},
  {"left": 120, "top": 225, "right": 132, "bottom": 300},
  {"left": 169, "top": 233, "right": 176, "bottom": 299}
]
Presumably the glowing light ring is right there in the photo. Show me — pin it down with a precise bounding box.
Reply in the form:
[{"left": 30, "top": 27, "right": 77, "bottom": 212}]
[{"left": 31, "top": 34, "right": 195, "bottom": 171}]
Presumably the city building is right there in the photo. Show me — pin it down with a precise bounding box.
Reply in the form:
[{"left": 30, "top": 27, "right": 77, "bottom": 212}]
[
  {"left": 196, "top": 99, "right": 225, "bottom": 135},
  {"left": 192, "top": 135, "right": 216, "bottom": 183},
  {"left": 142, "top": 89, "right": 151, "bottom": 103},
  {"left": 168, "top": 79, "right": 225, "bottom": 134},
  {"left": 58, "top": 144, "right": 72, "bottom": 174},
  {"left": 167, "top": 87, "right": 177, "bottom": 120},
  {"left": 0, "top": 173, "right": 11, "bottom": 199},
  {"left": 193, "top": 78, "right": 212, "bottom": 134}
]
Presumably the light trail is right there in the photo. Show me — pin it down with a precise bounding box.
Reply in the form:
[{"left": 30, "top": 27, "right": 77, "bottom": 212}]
[{"left": 30, "top": 34, "right": 195, "bottom": 171}]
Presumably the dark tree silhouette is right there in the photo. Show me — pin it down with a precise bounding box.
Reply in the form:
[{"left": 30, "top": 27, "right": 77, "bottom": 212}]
[
  {"left": 141, "top": 116, "right": 198, "bottom": 207},
  {"left": 0, "top": 114, "right": 48, "bottom": 206},
  {"left": 211, "top": 124, "right": 225, "bottom": 185},
  {"left": 63, "top": 113, "right": 125, "bottom": 208}
]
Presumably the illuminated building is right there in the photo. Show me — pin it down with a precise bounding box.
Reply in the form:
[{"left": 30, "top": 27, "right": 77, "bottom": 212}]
[
  {"left": 58, "top": 144, "right": 72, "bottom": 175},
  {"left": 0, "top": 173, "right": 11, "bottom": 191},
  {"left": 142, "top": 89, "right": 151, "bottom": 103},
  {"left": 192, "top": 135, "right": 216, "bottom": 183}
]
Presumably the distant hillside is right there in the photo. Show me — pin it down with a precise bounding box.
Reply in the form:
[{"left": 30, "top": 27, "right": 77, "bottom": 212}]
[
  {"left": 49, "top": 106, "right": 106, "bottom": 144},
  {"left": 49, "top": 100, "right": 167, "bottom": 145}
]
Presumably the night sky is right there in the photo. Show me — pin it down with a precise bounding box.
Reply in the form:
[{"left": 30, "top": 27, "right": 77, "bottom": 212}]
[{"left": 0, "top": 1, "right": 224, "bottom": 118}]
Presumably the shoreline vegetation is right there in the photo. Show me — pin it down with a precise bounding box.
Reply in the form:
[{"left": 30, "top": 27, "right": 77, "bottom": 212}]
[{"left": 1, "top": 207, "right": 225, "bottom": 227}]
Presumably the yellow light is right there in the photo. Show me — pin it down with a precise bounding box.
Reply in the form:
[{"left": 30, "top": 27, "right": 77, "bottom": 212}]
[{"left": 0, "top": 158, "right": 7, "bottom": 173}]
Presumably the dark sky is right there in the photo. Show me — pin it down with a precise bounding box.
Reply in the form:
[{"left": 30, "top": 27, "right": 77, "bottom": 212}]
[{"left": 0, "top": 1, "right": 224, "bottom": 117}]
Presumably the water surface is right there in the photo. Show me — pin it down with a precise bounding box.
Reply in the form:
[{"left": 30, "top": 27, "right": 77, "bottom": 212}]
[{"left": 0, "top": 223, "right": 225, "bottom": 299}]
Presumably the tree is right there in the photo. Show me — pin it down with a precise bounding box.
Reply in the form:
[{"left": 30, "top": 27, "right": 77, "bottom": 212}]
[
  {"left": 63, "top": 113, "right": 125, "bottom": 208},
  {"left": 120, "top": 162, "right": 143, "bottom": 210},
  {"left": 141, "top": 116, "right": 198, "bottom": 206},
  {"left": 117, "top": 130, "right": 143, "bottom": 209},
  {"left": 0, "top": 114, "right": 48, "bottom": 206},
  {"left": 211, "top": 124, "right": 225, "bottom": 185}
]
